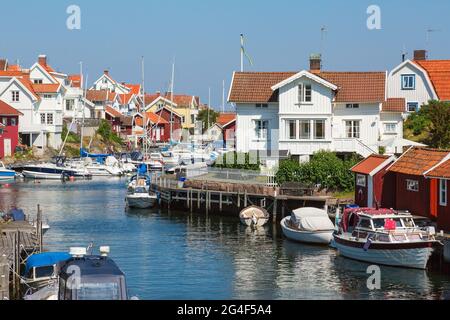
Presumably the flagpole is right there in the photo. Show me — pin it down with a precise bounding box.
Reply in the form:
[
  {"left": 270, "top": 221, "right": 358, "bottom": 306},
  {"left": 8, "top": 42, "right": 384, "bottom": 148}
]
[
  {"left": 170, "top": 61, "right": 175, "bottom": 143},
  {"left": 222, "top": 80, "right": 225, "bottom": 113},
  {"left": 240, "top": 34, "right": 244, "bottom": 72}
]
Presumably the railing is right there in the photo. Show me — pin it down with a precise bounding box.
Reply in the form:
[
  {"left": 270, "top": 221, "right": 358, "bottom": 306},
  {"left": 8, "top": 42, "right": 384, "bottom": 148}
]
[{"left": 333, "top": 138, "right": 378, "bottom": 157}]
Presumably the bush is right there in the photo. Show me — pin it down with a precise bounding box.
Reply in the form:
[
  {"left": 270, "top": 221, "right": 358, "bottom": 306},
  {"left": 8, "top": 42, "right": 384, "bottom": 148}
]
[
  {"left": 275, "top": 151, "right": 360, "bottom": 192},
  {"left": 404, "top": 111, "right": 430, "bottom": 136},
  {"left": 62, "top": 123, "right": 81, "bottom": 143},
  {"left": 97, "top": 119, "right": 122, "bottom": 145},
  {"left": 213, "top": 152, "right": 260, "bottom": 171}
]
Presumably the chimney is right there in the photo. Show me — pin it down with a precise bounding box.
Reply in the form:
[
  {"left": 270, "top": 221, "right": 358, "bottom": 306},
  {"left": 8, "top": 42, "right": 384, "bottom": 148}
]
[
  {"left": 309, "top": 53, "right": 322, "bottom": 73},
  {"left": 104, "top": 70, "right": 109, "bottom": 76},
  {"left": 38, "top": 54, "right": 47, "bottom": 66},
  {"left": 414, "top": 50, "right": 427, "bottom": 61}
]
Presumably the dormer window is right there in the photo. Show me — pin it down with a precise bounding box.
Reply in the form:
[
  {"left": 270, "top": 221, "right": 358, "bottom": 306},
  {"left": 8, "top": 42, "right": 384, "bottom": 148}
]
[
  {"left": 256, "top": 104, "right": 268, "bottom": 108},
  {"left": 11, "top": 91, "right": 19, "bottom": 102},
  {"left": 346, "top": 104, "right": 359, "bottom": 109},
  {"left": 34, "top": 79, "right": 43, "bottom": 84},
  {"left": 298, "top": 83, "right": 312, "bottom": 103},
  {"left": 401, "top": 75, "right": 415, "bottom": 90}
]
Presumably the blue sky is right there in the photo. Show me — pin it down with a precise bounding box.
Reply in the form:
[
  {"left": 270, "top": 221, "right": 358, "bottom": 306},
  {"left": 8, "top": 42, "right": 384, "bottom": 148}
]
[{"left": 1, "top": 0, "right": 449, "bottom": 109}]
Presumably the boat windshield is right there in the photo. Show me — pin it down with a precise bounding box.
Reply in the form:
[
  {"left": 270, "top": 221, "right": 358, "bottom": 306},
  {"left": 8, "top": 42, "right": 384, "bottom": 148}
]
[
  {"left": 76, "top": 282, "right": 121, "bottom": 300},
  {"left": 135, "top": 187, "right": 148, "bottom": 194},
  {"left": 34, "top": 265, "right": 55, "bottom": 279},
  {"left": 372, "top": 218, "right": 404, "bottom": 230}
]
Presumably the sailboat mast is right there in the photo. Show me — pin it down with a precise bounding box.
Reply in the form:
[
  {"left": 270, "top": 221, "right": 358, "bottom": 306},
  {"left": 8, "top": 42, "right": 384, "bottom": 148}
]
[
  {"left": 170, "top": 62, "right": 175, "bottom": 143},
  {"left": 222, "top": 80, "right": 225, "bottom": 113},
  {"left": 80, "top": 61, "right": 84, "bottom": 151},
  {"left": 141, "top": 56, "right": 147, "bottom": 155}
]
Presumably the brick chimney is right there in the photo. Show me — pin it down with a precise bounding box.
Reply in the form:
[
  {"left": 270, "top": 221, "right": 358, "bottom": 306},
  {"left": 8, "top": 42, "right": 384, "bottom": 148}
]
[
  {"left": 414, "top": 50, "right": 427, "bottom": 61},
  {"left": 309, "top": 54, "right": 322, "bottom": 73},
  {"left": 104, "top": 70, "right": 109, "bottom": 76},
  {"left": 38, "top": 54, "right": 47, "bottom": 66}
]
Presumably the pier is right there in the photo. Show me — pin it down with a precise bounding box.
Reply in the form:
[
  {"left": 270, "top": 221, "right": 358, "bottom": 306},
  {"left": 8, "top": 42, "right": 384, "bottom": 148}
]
[{"left": 0, "top": 206, "right": 44, "bottom": 300}]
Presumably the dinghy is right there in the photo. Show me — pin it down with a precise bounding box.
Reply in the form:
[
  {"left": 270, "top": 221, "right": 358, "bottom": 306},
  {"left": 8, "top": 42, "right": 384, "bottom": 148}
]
[
  {"left": 239, "top": 206, "right": 270, "bottom": 228},
  {"left": 281, "top": 207, "right": 334, "bottom": 245}
]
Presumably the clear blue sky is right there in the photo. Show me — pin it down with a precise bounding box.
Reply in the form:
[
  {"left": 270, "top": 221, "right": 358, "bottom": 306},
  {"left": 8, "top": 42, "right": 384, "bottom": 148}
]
[{"left": 1, "top": 0, "right": 449, "bottom": 110}]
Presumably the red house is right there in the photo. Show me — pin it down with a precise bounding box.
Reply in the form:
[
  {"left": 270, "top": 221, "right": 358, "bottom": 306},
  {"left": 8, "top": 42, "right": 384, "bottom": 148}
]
[
  {"left": 353, "top": 147, "right": 450, "bottom": 231},
  {"left": 105, "top": 106, "right": 123, "bottom": 134},
  {"left": 0, "top": 100, "right": 22, "bottom": 159},
  {"left": 154, "top": 106, "right": 183, "bottom": 142},
  {"left": 216, "top": 113, "right": 236, "bottom": 148}
]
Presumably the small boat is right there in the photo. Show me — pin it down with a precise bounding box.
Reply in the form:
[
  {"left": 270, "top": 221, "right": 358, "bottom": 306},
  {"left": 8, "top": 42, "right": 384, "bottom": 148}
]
[
  {"left": 25, "top": 246, "right": 133, "bottom": 300},
  {"left": 0, "top": 161, "right": 16, "bottom": 180},
  {"left": 333, "top": 207, "right": 441, "bottom": 269},
  {"left": 19, "top": 157, "right": 92, "bottom": 180},
  {"left": 281, "top": 207, "right": 335, "bottom": 245},
  {"left": 126, "top": 174, "right": 157, "bottom": 209},
  {"left": 239, "top": 206, "right": 270, "bottom": 228},
  {"left": 2, "top": 208, "right": 50, "bottom": 234}
]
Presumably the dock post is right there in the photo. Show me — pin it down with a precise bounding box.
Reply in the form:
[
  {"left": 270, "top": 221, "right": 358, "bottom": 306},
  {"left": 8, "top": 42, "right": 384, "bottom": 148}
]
[
  {"left": 219, "top": 192, "right": 223, "bottom": 212},
  {"left": 37, "top": 204, "right": 43, "bottom": 252},
  {"left": 272, "top": 199, "right": 278, "bottom": 224},
  {"left": 244, "top": 191, "right": 248, "bottom": 207},
  {"left": 237, "top": 191, "right": 241, "bottom": 208},
  {"left": 206, "top": 191, "right": 209, "bottom": 215},
  {"left": 198, "top": 190, "right": 201, "bottom": 209},
  {"left": 281, "top": 201, "right": 286, "bottom": 218}
]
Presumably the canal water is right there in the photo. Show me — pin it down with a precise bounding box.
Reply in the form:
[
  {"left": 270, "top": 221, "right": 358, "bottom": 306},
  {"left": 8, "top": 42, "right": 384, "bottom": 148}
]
[{"left": 1, "top": 178, "right": 450, "bottom": 300}]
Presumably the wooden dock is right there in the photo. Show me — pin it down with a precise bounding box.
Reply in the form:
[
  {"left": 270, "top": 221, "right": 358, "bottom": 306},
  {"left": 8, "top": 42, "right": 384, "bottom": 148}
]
[
  {"left": 0, "top": 206, "right": 44, "bottom": 300},
  {"left": 151, "top": 176, "right": 337, "bottom": 222}
]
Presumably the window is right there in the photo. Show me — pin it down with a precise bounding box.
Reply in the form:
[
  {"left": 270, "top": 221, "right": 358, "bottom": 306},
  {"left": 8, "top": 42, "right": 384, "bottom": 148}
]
[
  {"left": 359, "top": 219, "right": 372, "bottom": 230},
  {"left": 407, "top": 102, "right": 419, "bottom": 113},
  {"left": 440, "top": 179, "right": 448, "bottom": 206},
  {"left": 46, "top": 113, "right": 54, "bottom": 125},
  {"left": 40, "top": 113, "right": 46, "bottom": 124},
  {"left": 346, "top": 104, "right": 360, "bottom": 109},
  {"left": 356, "top": 174, "right": 366, "bottom": 187},
  {"left": 384, "top": 123, "right": 397, "bottom": 133},
  {"left": 401, "top": 75, "right": 416, "bottom": 90},
  {"left": 191, "top": 114, "right": 195, "bottom": 124},
  {"left": 255, "top": 120, "right": 268, "bottom": 140},
  {"left": 298, "top": 84, "right": 312, "bottom": 103},
  {"left": 181, "top": 116, "right": 185, "bottom": 123},
  {"left": 1, "top": 117, "right": 7, "bottom": 126},
  {"left": 10, "top": 118, "right": 16, "bottom": 126},
  {"left": 299, "top": 120, "right": 311, "bottom": 140},
  {"left": 43, "top": 94, "right": 52, "bottom": 99},
  {"left": 66, "top": 99, "right": 75, "bottom": 111},
  {"left": 406, "top": 179, "right": 419, "bottom": 192},
  {"left": 34, "top": 79, "right": 43, "bottom": 84},
  {"left": 286, "top": 120, "right": 297, "bottom": 140},
  {"left": 346, "top": 120, "right": 361, "bottom": 138},
  {"left": 314, "top": 120, "right": 325, "bottom": 140},
  {"left": 256, "top": 104, "right": 268, "bottom": 108},
  {"left": 11, "top": 91, "right": 19, "bottom": 102}
]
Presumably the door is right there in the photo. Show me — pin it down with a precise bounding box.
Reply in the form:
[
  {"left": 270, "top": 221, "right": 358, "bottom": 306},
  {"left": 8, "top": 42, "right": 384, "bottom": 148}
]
[{"left": 4, "top": 139, "right": 11, "bottom": 157}]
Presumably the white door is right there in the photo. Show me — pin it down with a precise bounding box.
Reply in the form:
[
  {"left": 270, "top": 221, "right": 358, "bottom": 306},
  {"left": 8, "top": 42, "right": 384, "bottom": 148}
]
[
  {"left": 156, "top": 128, "right": 161, "bottom": 141},
  {"left": 4, "top": 139, "right": 11, "bottom": 157}
]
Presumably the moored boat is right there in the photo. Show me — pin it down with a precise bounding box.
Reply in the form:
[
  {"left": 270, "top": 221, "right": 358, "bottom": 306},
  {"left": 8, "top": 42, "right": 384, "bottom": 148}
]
[
  {"left": 126, "top": 174, "right": 157, "bottom": 209},
  {"left": 239, "top": 206, "right": 270, "bottom": 228},
  {"left": 333, "top": 207, "right": 441, "bottom": 269},
  {"left": 281, "top": 207, "right": 335, "bottom": 245},
  {"left": 0, "top": 161, "right": 16, "bottom": 180}
]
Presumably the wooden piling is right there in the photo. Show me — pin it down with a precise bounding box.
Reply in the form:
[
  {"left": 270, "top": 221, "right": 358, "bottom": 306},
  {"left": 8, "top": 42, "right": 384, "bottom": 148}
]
[
  {"left": 219, "top": 192, "right": 223, "bottom": 212},
  {"left": 244, "top": 191, "right": 248, "bottom": 207},
  {"left": 272, "top": 199, "right": 278, "bottom": 224}
]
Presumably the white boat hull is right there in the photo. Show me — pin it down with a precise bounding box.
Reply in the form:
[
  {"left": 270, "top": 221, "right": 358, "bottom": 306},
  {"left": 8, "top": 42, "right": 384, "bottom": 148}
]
[
  {"left": 334, "top": 236, "right": 435, "bottom": 270},
  {"left": 240, "top": 217, "right": 269, "bottom": 228},
  {"left": 126, "top": 194, "right": 157, "bottom": 209},
  {"left": 281, "top": 217, "right": 333, "bottom": 245},
  {"left": 22, "top": 171, "right": 65, "bottom": 180}
]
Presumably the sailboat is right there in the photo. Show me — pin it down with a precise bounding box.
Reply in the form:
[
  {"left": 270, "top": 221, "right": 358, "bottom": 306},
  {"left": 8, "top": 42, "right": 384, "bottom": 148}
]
[{"left": 125, "top": 164, "right": 157, "bottom": 209}]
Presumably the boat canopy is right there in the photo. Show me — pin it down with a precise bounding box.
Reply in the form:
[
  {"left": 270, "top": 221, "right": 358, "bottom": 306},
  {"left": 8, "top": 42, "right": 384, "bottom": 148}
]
[
  {"left": 80, "top": 148, "right": 111, "bottom": 163},
  {"left": 339, "top": 208, "right": 397, "bottom": 232},
  {"left": 25, "top": 252, "right": 72, "bottom": 275},
  {"left": 291, "top": 207, "right": 334, "bottom": 232},
  {"left": 8, "top": 208, "right": 26, "bottom": 221}
]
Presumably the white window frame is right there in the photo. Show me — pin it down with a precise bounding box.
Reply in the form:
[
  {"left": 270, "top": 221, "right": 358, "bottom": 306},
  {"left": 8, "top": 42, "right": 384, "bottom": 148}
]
[
  {"left": 345, "top": 120, "right": 361, "bottom": 139},
  {"left": 401, "top": 74, "right": 416, "bottom": 90},
  {"left": 346, "top": 104, "right": 360, "bottom": 109},
  {"left": 406, "top": 179, "right": 419, "bottom": 192},
  {"left": 407, "top": 102, "right": 419, "bottom": 113},
  {"left": 254, "top": 120, "right": 269, "bottom": 140},
  {"left": 11, "top": 90, "right": 20, "bottom": 102},
  {"left": 356, "top": 174, "right": 366, "bottom": 187},
  {"left": 286, "top": 120, "right": 297, "bottom": 140},
  {"left": 43, "top": 94, "right": 52, "bottom": 100},
  {"left": 299, "top": 120, "right": 311, "bottom": 140},
  {"left": 298, "top": 83, "right": 312, "bottom": 104},
  {"left": 313, "top": 119, "right": 325, "bottom": 140},
  {"left": 40, "top": 113, "right": 46, "bottom": 124},
  {"left": 46, "top": 113, "right": 54, "bottom": 125},
  {"left": 256, "top": 103, "right": 268, "bottom": 108},
  {"left": 384, "top": 122, "right": 397, "bottom": 134},
  {"left": 33, "top": 79, "right": 43, "bottom": 84},
  {"left": 440, "top": 179, "right": 448, "bottom": 207}
]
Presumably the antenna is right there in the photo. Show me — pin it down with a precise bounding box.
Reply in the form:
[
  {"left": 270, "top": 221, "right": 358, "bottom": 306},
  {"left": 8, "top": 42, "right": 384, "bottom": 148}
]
[
  {"left": 222, "top": 80, "right": 225, "bottom": 113},
  {"left": 320, "top": 26, "right": 327, "bottom": 56},
  {"left": 426, "top": 28, "right": 441, "bottom": 50},
  {"left": 401, "top": 45, "right": 408, "bottom": 62}
]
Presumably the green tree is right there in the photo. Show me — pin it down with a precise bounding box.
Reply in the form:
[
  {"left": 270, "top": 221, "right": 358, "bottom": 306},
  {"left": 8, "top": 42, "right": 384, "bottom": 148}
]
[
  {"left": 197, "top": 109, "right": 219, "bottom": 131},
  {"left": 420, "top": 100, "right": 450, "bottom": 149},
  {"left": 97, "top": 119, "right": 123, "bottom": 145}
]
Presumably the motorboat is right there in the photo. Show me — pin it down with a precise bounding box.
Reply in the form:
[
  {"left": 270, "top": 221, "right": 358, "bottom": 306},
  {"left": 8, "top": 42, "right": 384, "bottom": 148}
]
[
  {"left": 239, "top": 206, "right": 270, "bottom": 228},
  {"left": 70, "top": 157, "right": 123, "bottom": 177},
  {"left": 281, "top": 207, "right": 335, "bottom": 245},
  {"left": 25, "top": 246, "right": 132, "bottom": 300},
  {"left": 0, "top": 161, "right": 16, "bottom": 180},
  {"left": 333, "top": 207, "right": 442, "bottom": 269},
  {"left": 18, "top": 157, "right": 92, "bottom": 180},
  {"left": 1, "top": 208, "right": 51, "bottom": 235},
  {"left": 22, "top": 252, "right": 72, "bottom": 300},
  {"left": 126, "top": 174, "right": 157, "bottom": 209}
]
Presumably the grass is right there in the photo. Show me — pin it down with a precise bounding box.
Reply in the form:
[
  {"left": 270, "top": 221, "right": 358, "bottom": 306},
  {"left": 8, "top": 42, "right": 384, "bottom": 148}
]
[{"left": 333, "top": 190, "right": 355, "bottom": 200}]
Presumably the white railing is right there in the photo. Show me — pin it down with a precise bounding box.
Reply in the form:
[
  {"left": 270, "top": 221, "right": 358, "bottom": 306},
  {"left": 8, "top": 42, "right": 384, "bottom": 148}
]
[{"left": 333, "top": 138, "right": 377, "bottom": 157}]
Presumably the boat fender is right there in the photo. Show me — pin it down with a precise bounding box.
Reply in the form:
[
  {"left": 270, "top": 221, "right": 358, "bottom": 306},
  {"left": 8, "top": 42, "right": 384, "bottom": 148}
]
[{"left": 363, "top": 235, "right": 375, "bottom": 252}]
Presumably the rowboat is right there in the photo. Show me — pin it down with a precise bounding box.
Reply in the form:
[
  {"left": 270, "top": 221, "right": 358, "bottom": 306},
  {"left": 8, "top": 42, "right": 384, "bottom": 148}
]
[{"left": 239, "top": 206, "right": 270, "bottom": 228}]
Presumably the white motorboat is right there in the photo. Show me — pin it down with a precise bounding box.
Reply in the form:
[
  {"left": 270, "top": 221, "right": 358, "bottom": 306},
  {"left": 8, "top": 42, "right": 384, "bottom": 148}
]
[
  {"left": 239, "top": 206, "right": 270, "bottom": 228},
  {"left": 21, "top": 163, "right": 91, "bottom": 180},
  {"left": 0, "top": 161, "right": 16, "bottom": 180},
  {"left": 126, "top": 175, "right": 157, "bottom": 209},
  {"left": 281, "top": 207, "right": 335, "bottom": 245},
  {"left": 333, "top": 207, "right": 441, "bottom": 269},
  {"left": 72, "top": 157, "right": 123, "bottom": 176}
]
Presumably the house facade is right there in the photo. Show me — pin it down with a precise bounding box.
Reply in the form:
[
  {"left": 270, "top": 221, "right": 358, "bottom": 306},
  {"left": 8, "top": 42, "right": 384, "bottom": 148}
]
[
  {"left": 0, "top": 100, "right": 22, "bottom": 158},
  {"left": 228, "top": 55, "right": 405, "bottom": 163},
  {"left": 387, "top": 50, "right": 450, "bottom": 112}
]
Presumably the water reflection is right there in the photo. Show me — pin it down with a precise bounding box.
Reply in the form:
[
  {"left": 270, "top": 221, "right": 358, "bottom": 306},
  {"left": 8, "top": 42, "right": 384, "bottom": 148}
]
[{"left": 1, "top": 179, "right": 449, "bottom": 300}]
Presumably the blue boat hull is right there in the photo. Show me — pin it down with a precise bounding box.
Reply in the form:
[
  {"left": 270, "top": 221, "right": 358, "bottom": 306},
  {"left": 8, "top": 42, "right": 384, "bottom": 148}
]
[{"left": 0, "top": 170, "right": 16, "bottom": 179}]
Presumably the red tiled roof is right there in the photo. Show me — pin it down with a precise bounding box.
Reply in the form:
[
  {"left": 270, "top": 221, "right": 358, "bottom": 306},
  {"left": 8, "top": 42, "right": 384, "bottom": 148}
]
[
  {"left": 119, "top": 93, "right": 134, "bottom": 104},
  {"left": 351, "top": 154, "right": 392, "bottom": 175},
  {"left": 146, "top": 112, "right": 169, "bottom": 125},
  {"left": 389, "top": 147, "right": 449, "bottom": 176},
  {"left": 229, "top": 72, "right": 294, "bottom": 103},
  {"left": 17, "top": 76, "right": 40, "bottom": 100},
  {"left": 86, "top": 90, "right": 117, "bottom": 102},
  {"left": 69, "top": 75, "right": 82, "bottom": 88},
  {"left": 229, "top": 71, "right": 386, "bottom": 104},
  {"left": 32, "top": 84, "right": 60, "bottom": 93},
  {"left": 425, "top": 159, "right": 450, "bottom": 179},
  {"left": 0, "top": 99, "right": 23, "bottom": 116},
  {"left": 0, "top": 59, "right": 7, "bottom": 71},
  {"left": 39, "top": 61, "right": 55, "bottom": 73},
  {"left": 0, "top": 70, "right": 24, "bottom": 77},
  {"left": 7, "top": 65, "right": 21, "bottom": 72},
  {"left": 317, "top": 72, "right": 386, "bottom": 103},
  {"left": 124, "top": 84, "right": 141, "bottom": 95},
  {"left": 382, "top": 98, "right": 406, "bottom": 112},
  {"left": 413, "top": 60, "right": 450, "bottom": 101},
  {"left": 105, "top": 106, "right": 122, "bottom": 118},
  {"left": 217, "top": 113, "right": 236, "bottom": 127}
]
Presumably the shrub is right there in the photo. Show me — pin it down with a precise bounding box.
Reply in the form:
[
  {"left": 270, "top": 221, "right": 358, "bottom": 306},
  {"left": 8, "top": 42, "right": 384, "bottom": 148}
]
[
  {"left": 97, "top": 119, "right": 123, "bottom": 145},
  {"left": 62, "top": 123, "right": 81, "bottom": 143}
]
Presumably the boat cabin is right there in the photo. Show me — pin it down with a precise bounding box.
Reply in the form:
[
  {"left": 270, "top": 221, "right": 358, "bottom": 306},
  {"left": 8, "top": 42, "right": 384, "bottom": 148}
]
[
  {"left": 58, "top": 249, "right": 128, "bottom": 300},
  {"left": 23, "top": 252, "right": 72, "bottom": 286}
]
